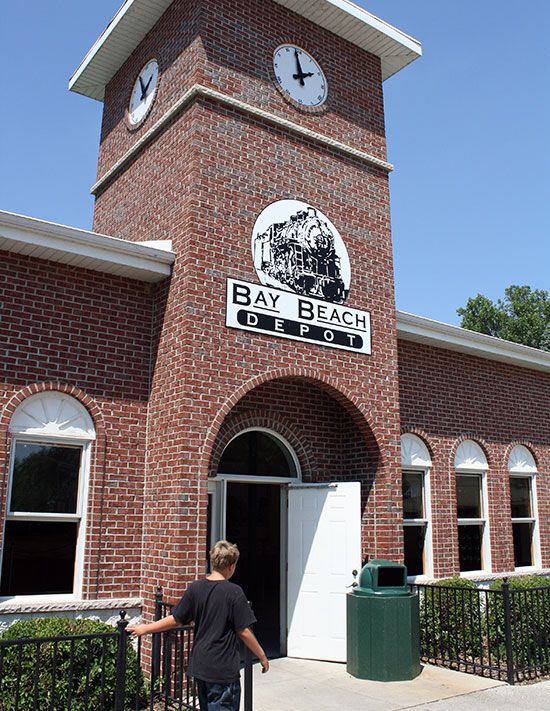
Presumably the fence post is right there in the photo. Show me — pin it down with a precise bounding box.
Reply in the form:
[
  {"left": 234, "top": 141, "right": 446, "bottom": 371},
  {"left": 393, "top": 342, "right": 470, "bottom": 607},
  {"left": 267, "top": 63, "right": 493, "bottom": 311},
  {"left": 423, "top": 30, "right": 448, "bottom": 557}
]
[
  {"left": 502, "top": 578, "right": 515, "bottom": 684},
  {"left": 115, "top": 610, "right": 129, "bottom": 711},
  {"left": 152, "top": 585, "right": 163, "bottom": 695}
]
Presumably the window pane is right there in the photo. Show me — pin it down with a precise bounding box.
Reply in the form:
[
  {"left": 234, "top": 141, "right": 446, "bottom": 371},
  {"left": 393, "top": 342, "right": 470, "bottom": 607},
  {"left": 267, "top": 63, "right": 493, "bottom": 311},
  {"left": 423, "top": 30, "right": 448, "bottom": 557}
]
[
  {"left": 218, "top": 431, "right": 297, "bottom": 477},
  {"left": 0, "top": 521, "right": 77, "bottom": 595},
  {"left": 510, "top": 478, "right": 531, "bottom": 518},
  {"left": 403, "top": 525, "right": 425, "bottom": 576},
  {"left": 402, "top": 471, "right": 423, "bottom": 519},
  {"left": 458, "top": 525, "right": 482, "bottom": 571},
  {"left": 456, "top": 475, "right": 481, "bottom": 518},
  {"left": 513, "top": 522, "right": 533, "bottom": 567},
  {"left": 10, "top": 443, "right": 81, "bottom": 513}
]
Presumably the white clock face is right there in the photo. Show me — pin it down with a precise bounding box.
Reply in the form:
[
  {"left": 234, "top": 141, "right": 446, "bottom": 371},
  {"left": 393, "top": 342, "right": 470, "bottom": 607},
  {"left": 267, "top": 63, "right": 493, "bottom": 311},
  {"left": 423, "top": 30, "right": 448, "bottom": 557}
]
[
  {"left": 128, "top": 59, "right": 159, "bottom": 126},
  {"left": 273, "top": 45, "right": 327, "bottom": 108}
]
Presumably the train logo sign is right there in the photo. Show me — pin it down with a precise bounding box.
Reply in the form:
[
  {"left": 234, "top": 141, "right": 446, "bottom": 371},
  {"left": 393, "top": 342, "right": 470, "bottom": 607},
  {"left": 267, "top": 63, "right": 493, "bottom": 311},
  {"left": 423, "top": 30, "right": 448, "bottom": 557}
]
[
  {"left": 225, "top": 200, "right": 371, "bottom": 355},
  {"left": 251, "top": 200, "right": 351, "bottom": 304}
]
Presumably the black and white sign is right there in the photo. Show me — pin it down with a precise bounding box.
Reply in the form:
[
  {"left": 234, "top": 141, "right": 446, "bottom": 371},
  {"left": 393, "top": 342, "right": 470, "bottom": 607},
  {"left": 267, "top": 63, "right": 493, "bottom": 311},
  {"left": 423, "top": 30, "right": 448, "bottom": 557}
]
[
  {"left": 226, "top": 278, "right": 371, "bottom": 354},
  {"left": 252, "top": 200, "right": 351, "bottom": 305}
]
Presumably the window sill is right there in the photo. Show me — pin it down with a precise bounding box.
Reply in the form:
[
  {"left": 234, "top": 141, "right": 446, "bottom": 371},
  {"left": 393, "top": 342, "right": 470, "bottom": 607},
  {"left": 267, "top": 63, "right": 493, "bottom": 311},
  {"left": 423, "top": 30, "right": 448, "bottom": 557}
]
[{"left": 0, "top": 596, "right": 143, "bottom": 615}]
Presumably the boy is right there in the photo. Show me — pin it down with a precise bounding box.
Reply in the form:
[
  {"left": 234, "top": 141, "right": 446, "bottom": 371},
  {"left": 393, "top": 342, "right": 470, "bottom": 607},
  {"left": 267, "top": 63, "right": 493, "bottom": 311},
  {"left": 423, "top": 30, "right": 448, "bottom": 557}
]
[{"left": 127, "top": 540, "right": 269, "bottom": 711}]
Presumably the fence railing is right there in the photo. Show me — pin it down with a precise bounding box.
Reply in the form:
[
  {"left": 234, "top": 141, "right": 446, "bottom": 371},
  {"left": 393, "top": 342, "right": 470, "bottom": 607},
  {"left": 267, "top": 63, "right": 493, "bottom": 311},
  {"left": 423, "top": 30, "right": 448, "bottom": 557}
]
[
  {"left": 0, "top": 611, "right": 140, "bottom": 711},
  {"left": 410, "top": 579, "right": 550, "bottom": 684}
]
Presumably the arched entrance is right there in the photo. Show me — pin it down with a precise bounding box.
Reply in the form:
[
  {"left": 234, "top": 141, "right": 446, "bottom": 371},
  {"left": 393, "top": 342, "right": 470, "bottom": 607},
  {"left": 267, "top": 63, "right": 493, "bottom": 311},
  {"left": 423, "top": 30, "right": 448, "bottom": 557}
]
[
  {"left": 207, "top": 376, "right": 376, "bottom": 661},
  {"left": 209, "top": 428, "right": 299, "bottom": 657}
]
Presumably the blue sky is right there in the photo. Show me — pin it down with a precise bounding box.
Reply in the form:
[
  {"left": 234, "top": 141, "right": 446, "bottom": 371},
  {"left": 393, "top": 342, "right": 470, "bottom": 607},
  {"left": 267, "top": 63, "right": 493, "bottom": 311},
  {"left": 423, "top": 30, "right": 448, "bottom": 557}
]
[{"left": 1, "top": 1, "right": 548, "bottom": 326}]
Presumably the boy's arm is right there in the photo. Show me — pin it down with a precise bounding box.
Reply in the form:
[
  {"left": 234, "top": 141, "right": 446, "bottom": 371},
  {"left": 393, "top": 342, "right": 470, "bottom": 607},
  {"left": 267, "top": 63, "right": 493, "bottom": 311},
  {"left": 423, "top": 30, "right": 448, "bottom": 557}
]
[
  {"left": 238, "top": 627, "right": 269, "bottom": 673},
  {"left": 127, "top": 615, "right": 180, "bottom": 637}
]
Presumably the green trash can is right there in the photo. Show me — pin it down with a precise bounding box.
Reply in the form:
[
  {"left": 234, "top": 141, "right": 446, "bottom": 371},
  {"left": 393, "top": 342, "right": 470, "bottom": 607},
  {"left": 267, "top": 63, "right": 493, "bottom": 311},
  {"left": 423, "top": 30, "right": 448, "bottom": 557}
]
[{"left": 346, "top": 559, "right": 420, "bottom": 681}]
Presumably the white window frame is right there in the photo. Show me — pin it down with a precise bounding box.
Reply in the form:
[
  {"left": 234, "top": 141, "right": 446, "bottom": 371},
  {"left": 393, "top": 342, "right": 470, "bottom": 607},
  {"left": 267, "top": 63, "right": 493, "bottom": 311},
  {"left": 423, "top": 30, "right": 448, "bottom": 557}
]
[
  {"left": 1, "top": 393, "right": 95, "bottom": 602},
  {"left": 508, "top": 445, "right": 540, "bottom": 570},
  {"left": 455, "top": 440, "right": 491, "bottom": 574},
  {"left": 401, "top": 433, "right": 432, "bottom": 580}
]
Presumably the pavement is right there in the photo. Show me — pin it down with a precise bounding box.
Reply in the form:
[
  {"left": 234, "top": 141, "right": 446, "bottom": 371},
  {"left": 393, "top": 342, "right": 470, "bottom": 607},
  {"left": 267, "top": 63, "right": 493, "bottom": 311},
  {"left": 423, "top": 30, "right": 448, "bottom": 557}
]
[{"left": 250, "top": 658, "right": 550, "bottom": 710}]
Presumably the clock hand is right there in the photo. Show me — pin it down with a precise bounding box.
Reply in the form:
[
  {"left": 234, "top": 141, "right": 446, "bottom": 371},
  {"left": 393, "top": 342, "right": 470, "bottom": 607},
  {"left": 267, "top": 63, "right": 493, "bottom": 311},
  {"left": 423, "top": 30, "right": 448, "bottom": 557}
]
[
  {"left": 140, "top": 74, "right": 153, "bottom": 101},
  {"left": 293, "top": 50, "right": 313, "bottom": 86}
]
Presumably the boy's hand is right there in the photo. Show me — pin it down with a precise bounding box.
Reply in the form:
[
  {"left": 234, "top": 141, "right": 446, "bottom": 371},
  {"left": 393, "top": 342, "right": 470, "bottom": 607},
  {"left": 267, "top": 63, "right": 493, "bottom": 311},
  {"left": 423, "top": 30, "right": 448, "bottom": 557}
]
[
  {"left": 126, "top": 623, "right": 148, "bottom": 637},
  {"left": 259, "top": 655, "right": 269, "bottom": 673}
]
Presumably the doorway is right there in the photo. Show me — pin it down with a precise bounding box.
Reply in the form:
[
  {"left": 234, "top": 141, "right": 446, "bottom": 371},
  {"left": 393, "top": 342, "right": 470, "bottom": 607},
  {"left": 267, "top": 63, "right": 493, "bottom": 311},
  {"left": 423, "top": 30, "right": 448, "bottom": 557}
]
[{"left": 225, "top": 482, "right": 282, "bottom": 658}]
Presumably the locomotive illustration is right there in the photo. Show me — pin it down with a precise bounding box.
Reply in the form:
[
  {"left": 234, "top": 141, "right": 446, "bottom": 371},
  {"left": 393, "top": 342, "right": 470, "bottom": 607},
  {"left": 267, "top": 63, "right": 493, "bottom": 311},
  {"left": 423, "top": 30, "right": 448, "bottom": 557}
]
[{"left": 253, "top": 206, "right": 348, "bottom": 304}]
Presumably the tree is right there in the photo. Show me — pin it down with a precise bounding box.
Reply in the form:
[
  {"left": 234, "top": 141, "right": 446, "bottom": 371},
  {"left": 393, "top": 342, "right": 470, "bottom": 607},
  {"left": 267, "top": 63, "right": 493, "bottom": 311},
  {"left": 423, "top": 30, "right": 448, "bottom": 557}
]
[{"left": 457, "top": 285, "right": 550, "bottom": 350}]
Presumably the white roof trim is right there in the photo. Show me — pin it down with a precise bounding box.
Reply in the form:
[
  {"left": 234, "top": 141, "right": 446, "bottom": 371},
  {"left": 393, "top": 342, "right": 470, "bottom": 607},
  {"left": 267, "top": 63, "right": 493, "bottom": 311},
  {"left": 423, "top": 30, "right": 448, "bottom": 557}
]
[
  {"left": 396, "top": 311, "right": 550, "bottom": 374},
  {"left": 0, "top": 210, "right": 174, "bottom": 283},
  {"left": 69, "top": 0, "right": 421, "bottom": 101}
]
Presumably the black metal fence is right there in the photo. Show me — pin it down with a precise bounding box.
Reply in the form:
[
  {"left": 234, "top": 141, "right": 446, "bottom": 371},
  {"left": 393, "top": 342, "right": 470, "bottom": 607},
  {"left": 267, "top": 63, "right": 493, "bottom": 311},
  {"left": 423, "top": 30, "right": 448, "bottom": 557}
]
[
  {"left": 410, "top": 579, "right": 550, "bottom": 684},
  {"left": 0, "top": 612, "right": 141, "bottom": 711}
]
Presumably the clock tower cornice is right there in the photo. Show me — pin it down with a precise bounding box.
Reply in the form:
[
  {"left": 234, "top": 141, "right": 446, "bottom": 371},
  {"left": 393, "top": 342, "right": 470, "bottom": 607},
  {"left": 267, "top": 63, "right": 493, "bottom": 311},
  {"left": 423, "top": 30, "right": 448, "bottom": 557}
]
[{"left": 69, "top": 0, "right": 421, "bottom": 102}]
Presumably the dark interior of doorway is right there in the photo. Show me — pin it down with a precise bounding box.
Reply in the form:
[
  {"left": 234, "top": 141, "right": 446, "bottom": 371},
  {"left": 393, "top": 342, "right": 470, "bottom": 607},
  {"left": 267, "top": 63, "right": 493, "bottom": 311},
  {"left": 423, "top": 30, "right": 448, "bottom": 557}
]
[{"left": 225, "top": 482, "right": 281, "bottom": 658}]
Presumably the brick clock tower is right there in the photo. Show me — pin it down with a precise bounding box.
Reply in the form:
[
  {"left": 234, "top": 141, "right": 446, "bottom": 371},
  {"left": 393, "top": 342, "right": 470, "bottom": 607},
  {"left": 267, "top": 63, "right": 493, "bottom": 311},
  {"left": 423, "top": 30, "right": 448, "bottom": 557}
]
[{"left": 71, "top": 0, "right": 420, "bottom": 660}]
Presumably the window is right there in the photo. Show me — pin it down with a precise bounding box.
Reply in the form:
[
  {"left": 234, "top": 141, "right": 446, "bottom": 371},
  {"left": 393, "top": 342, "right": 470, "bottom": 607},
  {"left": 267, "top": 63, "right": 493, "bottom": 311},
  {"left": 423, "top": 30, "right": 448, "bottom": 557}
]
[
  {"left": 401, "top": 434, "right": 432, "bottom": 577},
  {"left": 508, "top": 445, "right": 538, "bottom": 568},
  {"left": 218, "top": 429, "right": 298, "bottom": 479},
  {"left": 1, "top": 393, "right": 95, "bottom": 598},
  {"left": 455, "top": 440, "right": 489, "bottom": 573}
]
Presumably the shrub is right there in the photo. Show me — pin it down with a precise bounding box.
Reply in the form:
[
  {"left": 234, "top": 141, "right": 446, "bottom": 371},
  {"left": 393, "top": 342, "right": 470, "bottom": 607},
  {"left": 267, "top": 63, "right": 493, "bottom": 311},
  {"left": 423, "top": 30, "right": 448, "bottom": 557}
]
[
  {"left": 488, "top": 576, "right": 550, "bottom": 667},
  {"left": 0, "top": 616, "right": 147, "bottom": 711},
  {"left": 419, "top": 577, "right": 483, "bottom": 660}
]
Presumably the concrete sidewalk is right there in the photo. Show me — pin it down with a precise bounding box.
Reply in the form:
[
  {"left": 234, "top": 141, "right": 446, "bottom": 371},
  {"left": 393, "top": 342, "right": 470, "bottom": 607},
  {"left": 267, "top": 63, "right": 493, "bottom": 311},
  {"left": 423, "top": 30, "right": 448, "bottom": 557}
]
[{"left": 250, "top": 658, "right": 550, "bottom": 710}]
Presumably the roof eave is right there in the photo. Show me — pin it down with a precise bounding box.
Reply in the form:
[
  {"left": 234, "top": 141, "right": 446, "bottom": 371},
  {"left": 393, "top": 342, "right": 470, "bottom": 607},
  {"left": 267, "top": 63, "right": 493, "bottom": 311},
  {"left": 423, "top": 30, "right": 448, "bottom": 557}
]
[
  {"left": 396, "top": 311, "right": 550, "bottom": 374},
  {"left": 69, "top": 0, "right": 421, "bottom": 102},
  {"left": 0, "top": 210, "right": 174, "bottom": 283}
]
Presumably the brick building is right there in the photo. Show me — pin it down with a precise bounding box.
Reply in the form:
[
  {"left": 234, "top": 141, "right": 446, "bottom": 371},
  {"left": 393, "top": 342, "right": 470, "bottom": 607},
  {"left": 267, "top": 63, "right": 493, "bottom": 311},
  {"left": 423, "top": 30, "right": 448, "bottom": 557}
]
[{"left": 1, "top": 0, "right": 549, "bottom": 660}]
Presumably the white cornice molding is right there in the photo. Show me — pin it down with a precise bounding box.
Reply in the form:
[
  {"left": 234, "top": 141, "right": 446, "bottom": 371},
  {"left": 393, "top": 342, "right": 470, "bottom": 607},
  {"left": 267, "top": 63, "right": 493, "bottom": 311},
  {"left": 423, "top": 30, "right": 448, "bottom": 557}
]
[
  {"left": 91, "top": 83, "right": 393, "bottom": 195},
  {"left": 396, "top": 311, "right": 550, "bottom": 373},
  {"left": 69, "top": 0, "right": 421, "bottom": 101},
  {"left": 0, "top": 210, "right": 174, "bottom": 283}
]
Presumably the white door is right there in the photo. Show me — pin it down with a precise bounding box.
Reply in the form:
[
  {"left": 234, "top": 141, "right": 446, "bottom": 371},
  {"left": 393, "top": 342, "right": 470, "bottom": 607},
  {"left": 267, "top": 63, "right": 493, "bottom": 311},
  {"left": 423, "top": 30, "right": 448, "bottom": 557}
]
[{"left": 287, "top": 482, "right": 361, "bottom": 661}]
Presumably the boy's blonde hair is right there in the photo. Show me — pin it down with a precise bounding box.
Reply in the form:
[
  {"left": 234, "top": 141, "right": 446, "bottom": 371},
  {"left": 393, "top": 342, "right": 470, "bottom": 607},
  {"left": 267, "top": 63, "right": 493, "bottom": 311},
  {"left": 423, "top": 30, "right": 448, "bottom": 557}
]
[{"left": 210, "top": 540, "right": 240, "bottom": 571}]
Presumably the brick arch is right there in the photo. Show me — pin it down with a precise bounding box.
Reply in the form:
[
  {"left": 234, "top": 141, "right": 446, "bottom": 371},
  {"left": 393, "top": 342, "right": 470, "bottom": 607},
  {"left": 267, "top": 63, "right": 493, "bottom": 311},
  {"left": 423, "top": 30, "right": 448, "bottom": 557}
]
[
  {"left": 503, "top": 440, "right": 540, "bottom": 470},
  {"left": 0, "top": 382, "right": 106, "bottom": 437},
  {"left": 207, "top": 411, "right": 313, "bottom": 479},
  {"left": 449, "top": 434, "right": 493, "bottom": 469},
  {"left": 200, "top": 367, "right": 381, "bottom": 479},
  {"left": 400, "top": 427, "right": 436, "bottom": 462}
]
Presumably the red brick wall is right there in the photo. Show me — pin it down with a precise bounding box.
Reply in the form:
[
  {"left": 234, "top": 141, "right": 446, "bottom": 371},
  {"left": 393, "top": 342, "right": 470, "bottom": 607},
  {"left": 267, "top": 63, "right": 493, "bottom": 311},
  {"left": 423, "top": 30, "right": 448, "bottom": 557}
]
[
  {"left": 91, "top": 0, "right": 402, "bottom": 615},
  {"left": 398, "top": 339, "right": 550, "bottom": 577},
  {"left": 0, "top": 251, "right": 154, "bottom": 598}
]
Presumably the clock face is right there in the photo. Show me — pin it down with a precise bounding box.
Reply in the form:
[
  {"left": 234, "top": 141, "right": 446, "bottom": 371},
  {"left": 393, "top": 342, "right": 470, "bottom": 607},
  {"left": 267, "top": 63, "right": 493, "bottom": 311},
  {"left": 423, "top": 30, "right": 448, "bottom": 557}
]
[
  {"left": 272, "top": 45, "right": 327, "bottom": 108},
  {"left": 128, "top": 59, "right": 159, "bottom": 126}
]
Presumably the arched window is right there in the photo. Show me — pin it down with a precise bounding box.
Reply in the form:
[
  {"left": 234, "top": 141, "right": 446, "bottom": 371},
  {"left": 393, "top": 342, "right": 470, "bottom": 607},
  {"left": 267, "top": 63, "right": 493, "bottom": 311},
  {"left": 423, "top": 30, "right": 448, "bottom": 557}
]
[
  {"left": 508, "top": 445, "right": 538, "bottom": 568},
  {"left": 1, "top": 392, "right": 95, "bottom": 598},
  {"left": 454, "top": 440, "right": 489, "bottom": 573},
  {"left": 401, "top": 434, "right": 432, "bottom": 577},
  {"left": 218, "top": 429, "right": 298, "bottom": 479}
]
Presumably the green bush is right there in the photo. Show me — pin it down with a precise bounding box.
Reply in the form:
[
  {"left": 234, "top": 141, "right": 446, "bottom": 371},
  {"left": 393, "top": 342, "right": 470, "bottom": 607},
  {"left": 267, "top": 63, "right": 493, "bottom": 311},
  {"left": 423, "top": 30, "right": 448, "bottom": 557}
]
[
  {"left": 0, "top": 616, "right": 148, "bottom": 711},
  {"left": 419, "top": 577, "right": 483, "bottom": 660},
  {"left": 488, "top": 576, "right": 550, "bottom": 667}
]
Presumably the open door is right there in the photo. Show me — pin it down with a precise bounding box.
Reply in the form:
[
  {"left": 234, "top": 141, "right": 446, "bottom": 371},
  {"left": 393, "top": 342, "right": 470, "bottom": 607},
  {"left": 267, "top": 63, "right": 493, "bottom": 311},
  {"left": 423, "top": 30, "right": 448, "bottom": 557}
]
[{"left": 287, "top": 482, "right": 361, "bottom": 662}]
